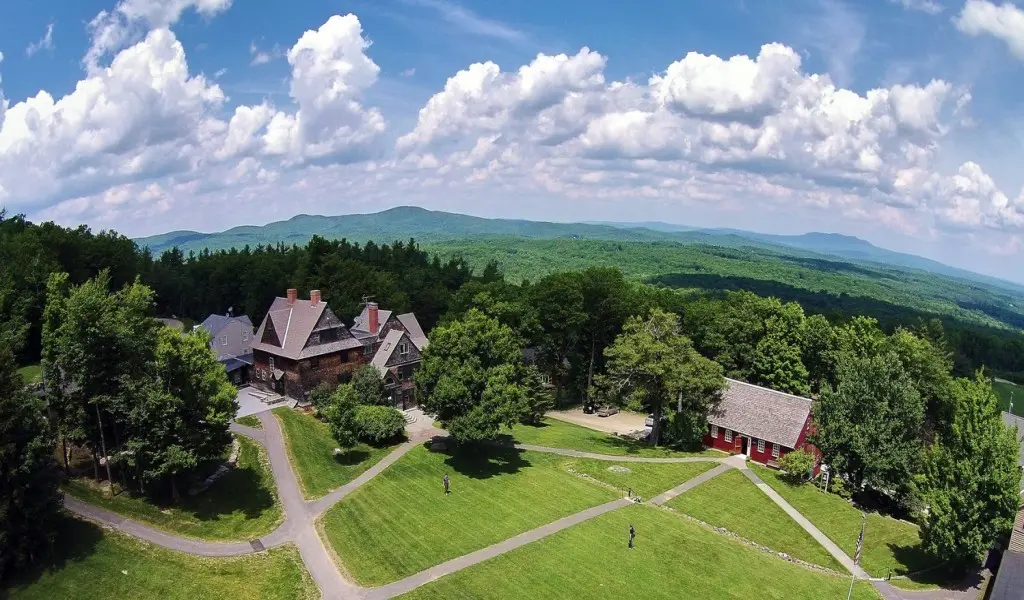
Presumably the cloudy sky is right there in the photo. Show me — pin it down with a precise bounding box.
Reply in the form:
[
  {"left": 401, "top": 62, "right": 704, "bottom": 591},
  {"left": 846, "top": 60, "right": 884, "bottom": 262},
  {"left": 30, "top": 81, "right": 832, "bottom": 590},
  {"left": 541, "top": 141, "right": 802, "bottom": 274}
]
[{"left": 2, "top": 1, "right": 1024, "bottom": 282}]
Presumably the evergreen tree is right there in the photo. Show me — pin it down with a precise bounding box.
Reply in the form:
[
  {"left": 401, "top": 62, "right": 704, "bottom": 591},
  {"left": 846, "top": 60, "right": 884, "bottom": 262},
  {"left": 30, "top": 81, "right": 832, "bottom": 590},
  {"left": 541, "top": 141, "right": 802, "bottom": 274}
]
[
  {"left": 600, "top": 309, "right": 725, "bottom": 447},
  {"left": 0, "top": 345, "right": 62, "bottom": 581},
  {"left": 921, "top": 375, "right": 1019, "bottom": 565}
]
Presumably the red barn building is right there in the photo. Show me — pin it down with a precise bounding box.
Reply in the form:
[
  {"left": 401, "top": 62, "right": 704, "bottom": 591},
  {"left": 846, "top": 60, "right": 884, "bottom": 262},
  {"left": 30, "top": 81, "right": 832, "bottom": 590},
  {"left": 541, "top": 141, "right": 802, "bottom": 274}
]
[{"left": 704, "top": 379, "right": 820, "bottom": 474}]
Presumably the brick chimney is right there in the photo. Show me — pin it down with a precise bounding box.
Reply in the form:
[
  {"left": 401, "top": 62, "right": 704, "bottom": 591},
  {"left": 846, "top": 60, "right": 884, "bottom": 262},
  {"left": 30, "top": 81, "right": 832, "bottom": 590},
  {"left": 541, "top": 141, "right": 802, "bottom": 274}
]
[
  {"left": 286, "top": 288, "right": 297, "bottom": 305},
  {"left": 367, "top": 302, "right": 379, "bottom": 334},
  {"left": 310, "top": 290, "right": 321, "bottom": 306}
]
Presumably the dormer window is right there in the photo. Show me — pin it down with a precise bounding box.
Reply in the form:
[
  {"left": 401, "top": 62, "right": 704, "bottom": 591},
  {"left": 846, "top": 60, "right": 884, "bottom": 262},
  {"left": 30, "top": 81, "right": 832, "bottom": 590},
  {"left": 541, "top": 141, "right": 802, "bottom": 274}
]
[
  {"left": 364, "top": 343, "right": 373, "bottom": 356},
  {"left": 399, "top": 342, "right": 409, "bottom": 356}
]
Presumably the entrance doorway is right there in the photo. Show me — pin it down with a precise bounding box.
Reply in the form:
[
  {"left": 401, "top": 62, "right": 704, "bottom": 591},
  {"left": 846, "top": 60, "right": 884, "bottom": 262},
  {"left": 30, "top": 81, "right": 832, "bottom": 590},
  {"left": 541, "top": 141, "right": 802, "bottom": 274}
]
[{"left": 740, "top": 437, "right": 749, "bottom": 455}]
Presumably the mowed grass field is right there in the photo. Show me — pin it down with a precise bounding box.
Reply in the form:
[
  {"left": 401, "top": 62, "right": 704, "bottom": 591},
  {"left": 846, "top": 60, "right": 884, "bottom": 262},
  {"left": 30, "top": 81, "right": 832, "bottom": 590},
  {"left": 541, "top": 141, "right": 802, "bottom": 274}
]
[
  {"left": 668, "top": 469, "right": 844, "bottom": 571},
  {"left": 320, "top": 445, "right": 620, "bottom": 585},
  {"left": 4, "top": 517, "right": 317, "bottom": 600},
  {"left": 563, "top": 458, "right": 716, "bottom": 500},
  {"left": 274, "top": 407, "right": 401, "bottom": 499},
  {"left": 751, "top": 465, "right": 933, "bottom": 581},
  {"left": 508, "top": 417, "right": 722, "bottom": 458},
  {"left": 398, "top": 505, "right": 881, "bottom": 600},
  {"left": 16, "top": 363, "right": 42, "bottom": 384},
  {"left": 63, "top": 436, "right": 282, "bottom": 541},
  {"left": 994, "top": 379, "right": 1024, "bottom": 416}
]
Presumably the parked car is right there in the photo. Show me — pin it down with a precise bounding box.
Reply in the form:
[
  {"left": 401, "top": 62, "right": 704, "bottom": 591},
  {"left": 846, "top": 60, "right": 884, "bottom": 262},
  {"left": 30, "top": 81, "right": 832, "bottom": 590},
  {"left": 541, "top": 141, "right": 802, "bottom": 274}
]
[
  {"left": 597, "top": 406, "right": 619, "bottom": 417},
  {"left": 645, "top": 413, "right": 667, "bottom": 427}
]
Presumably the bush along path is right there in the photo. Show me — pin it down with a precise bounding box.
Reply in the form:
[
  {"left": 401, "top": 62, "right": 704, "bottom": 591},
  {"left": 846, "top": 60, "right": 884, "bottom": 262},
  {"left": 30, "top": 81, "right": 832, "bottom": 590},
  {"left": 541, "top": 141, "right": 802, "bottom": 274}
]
[{"left": 63, "top": 414, "right": 969, "bottom": 600}]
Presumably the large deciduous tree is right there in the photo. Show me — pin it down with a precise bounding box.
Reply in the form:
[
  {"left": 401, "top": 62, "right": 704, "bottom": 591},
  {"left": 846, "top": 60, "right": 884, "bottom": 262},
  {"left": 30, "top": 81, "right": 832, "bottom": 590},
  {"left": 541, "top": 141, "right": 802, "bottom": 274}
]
[
  {"left": 0, "top": 344, "right": 62, "bottom": 581},
  {"left": 752, "top": 314, "right": 811, "bottom": 396},
  {"left": 416, "top": 309, "right": 533, "bottom": 444},
  {"left": 42, "top": 271, "right": 160, "bottom": 488},
  {"left": 920, "top": 375, "right": 1019, "bottom": 565},
  {"left": 812, "top": 352, "right": 925, "bottom": 508},
  {"left": 600, "top": 309, "right": 725, "bottom": 447},
  {"left": 126, "top": 327, "right": 237, "bottom": 501},
  {"left": 323, "top": 383, "right": 360, "bottom": 452}
]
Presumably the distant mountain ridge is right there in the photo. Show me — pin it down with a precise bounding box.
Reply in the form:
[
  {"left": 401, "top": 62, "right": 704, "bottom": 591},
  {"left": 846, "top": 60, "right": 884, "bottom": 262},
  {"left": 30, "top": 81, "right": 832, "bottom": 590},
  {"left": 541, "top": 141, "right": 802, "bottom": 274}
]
[{"left": 135, "top": 206, "right": 1024, "bottom": 294}]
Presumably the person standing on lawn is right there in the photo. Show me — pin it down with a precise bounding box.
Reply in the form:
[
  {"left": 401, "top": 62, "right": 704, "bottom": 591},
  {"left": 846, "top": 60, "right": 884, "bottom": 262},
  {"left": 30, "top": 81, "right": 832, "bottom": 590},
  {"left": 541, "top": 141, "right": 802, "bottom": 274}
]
[
  {"left": 628, "top": 524, "right": 635, "bottom": 549},
  {"left": 443, "top": 473, "right": 450, "bottom": 496}
]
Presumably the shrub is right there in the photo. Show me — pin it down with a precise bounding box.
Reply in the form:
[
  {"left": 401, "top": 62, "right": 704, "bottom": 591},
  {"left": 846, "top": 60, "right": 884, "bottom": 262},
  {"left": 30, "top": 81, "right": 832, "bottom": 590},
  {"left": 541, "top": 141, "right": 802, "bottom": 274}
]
[
  {"left": 354, "top": 405, "right": 406, "bottom": 444},
  {"left": 778, "top": 449, "right": 815, "bottom": 483},
  {"left": 829, "top": 476, "right": 854, "bottom": 500},
  {"left": 309, "top": 381, "right": 336, "bottom": 413}
]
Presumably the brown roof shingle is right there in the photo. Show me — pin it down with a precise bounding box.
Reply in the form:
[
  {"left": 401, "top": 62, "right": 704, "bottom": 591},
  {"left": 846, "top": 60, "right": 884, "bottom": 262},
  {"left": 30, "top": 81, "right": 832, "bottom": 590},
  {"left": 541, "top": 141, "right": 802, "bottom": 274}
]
[
  {"left": 707, "top": 379, "right": 813, "bottom": 449},
  {"left": 254, "top": 296, "right": 356, "bottom": 360}
]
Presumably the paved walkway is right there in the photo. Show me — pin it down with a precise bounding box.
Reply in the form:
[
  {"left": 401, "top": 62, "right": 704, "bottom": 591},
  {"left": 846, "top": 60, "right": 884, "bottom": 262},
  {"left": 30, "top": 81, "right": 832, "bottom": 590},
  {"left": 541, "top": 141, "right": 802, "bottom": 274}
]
[
  {"left": 738, "top": 464, "right": 869, "bottom": 579},
  {"left": 514, "top": 443, "right": 727, "bottom": 464},
  {"left": 649, "top": 463, "right": 733, "bottom": 505}
]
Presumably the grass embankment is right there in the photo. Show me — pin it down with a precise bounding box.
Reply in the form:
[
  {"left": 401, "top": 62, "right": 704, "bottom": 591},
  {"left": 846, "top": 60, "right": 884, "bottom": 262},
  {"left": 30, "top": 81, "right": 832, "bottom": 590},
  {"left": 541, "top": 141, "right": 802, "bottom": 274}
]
[
  {"left": 668, "top": 469, "right": 844, "bottom": 571},
  {"left": 509, "top": 417, "right": 722, "bottom": 458},
  {"left": 3, "top": 517, "right": 317, "bottom": 600},
  {"left": 274, "top": 407, "right": 401, "bottom": 500},
  {"left": 235, "top": 415, "right": 262, "bottom": 429},
  {"left": 994, "top": 379, "right": 1024, "bottom": 416},
  {"left": 398, "top": 504, "right": 881, "bottom": 600},
  {"left": 320, "top": 445, "right": 619, "bottom": 586},
  {"left": 751, "top": 465, "right": 935, "bottom": 584},
  {"left": 63, "top": 436, "right": 281, "bottom": 541}
]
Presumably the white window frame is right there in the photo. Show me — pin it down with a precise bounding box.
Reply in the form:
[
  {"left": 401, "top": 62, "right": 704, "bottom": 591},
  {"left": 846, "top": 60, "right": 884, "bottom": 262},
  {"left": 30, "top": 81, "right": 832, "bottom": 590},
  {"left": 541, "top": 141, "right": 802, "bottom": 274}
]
[
  {"left": 757, "top": 439, "right": 765, "bottom": 453},
  {"left": 724, "top": 429, "right": 733, "bottom": 443},
  {"left": 221, "top": 334, "right": 228, "bottom": 346},
  {"left": 399, "top": 342, "right": 409, "bottom": 356},
  {"left": 242, "top": 331, "right": 249, "bottom": 341},
  {"left": 710, "top": 425, "right": 719, "bottom": 439},
  {"left": 772, "top": 443, "right": 780, "bottom": 459}
]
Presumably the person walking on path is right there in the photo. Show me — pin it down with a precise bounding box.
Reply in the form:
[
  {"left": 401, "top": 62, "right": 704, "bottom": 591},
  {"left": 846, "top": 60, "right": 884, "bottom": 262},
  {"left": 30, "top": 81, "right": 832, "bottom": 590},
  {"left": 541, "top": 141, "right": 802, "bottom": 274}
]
[
  {"left": 628, "top": 524, "right": 635, "bottom": 549},
  {"left": 443, "top": 473, "right": 450, "bottom": 496}
]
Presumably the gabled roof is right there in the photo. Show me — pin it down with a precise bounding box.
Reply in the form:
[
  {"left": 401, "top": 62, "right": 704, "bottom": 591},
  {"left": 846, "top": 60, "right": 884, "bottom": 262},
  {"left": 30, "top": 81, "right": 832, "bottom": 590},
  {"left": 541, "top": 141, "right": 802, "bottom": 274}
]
[
  {"left": 1002, "top": 412, "right": 1024, "bottom": 468},
  {"left": 371, "top": 329, "right": 411, "bottom": 374},
  {"left": 397, "top": 313, "right": 428, "bottom": 350},
  {"left": 991, "top": 525, "right": 1024, "bottom": 600},
  {"left": 198, "top": 313, "right": 253, "bottom": 337},
  {"left": 253, "top": 297, "right": 358, "bottom": 360},
  {"left": 707, "top": 379, "right": 813, "bottom": 449},
  {"left": 352, "top": 306, "right": 393, "bottom": 337}
]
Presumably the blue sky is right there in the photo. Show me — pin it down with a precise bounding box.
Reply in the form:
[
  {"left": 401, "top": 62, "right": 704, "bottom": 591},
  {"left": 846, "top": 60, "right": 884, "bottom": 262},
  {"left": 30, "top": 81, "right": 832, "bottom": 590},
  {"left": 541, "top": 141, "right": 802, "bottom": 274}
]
[{"left": 2, "top": 0, "right": 1024, "bottom": 282}]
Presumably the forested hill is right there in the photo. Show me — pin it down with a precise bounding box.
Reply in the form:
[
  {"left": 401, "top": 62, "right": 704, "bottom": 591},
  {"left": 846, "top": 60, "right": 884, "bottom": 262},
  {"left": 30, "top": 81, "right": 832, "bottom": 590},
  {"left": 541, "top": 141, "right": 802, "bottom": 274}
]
[{"left": 135, "top": 205, "right": 1021, "bottom": 293}]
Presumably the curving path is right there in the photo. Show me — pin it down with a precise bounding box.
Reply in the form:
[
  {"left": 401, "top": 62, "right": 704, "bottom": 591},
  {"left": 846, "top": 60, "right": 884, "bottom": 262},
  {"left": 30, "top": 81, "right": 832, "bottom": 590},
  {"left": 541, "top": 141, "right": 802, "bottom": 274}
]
[{"left": 64, "top": 413, "right": 970, "bottom": 600}]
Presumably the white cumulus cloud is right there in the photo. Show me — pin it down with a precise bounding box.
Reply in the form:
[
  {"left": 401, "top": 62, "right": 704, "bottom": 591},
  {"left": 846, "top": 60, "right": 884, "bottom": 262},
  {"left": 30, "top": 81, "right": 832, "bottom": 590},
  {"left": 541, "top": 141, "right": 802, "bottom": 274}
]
[{"left": 955, "top": 0, "right": 1024, "bottom": 59}]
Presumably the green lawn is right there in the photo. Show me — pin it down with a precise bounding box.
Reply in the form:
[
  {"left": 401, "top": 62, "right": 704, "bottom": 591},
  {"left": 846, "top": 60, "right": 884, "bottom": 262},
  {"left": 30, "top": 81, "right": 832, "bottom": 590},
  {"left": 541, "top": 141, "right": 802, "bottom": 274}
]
[
  {"left": 751, "top": 465, "right": 934, "bottom": 581},
  {"left": 508, "top": 417, "right": 722, "bottom": 458},
  {"left": 994, "top": 379, "right": 1023, "bottom": 416},
  {"left": 235, "top": 414, "right": 262, "bottom": 429},
  {"left": 63, "top": 436, "right": 282, "bottom": 541},
  {"left": 398, "top": 504, "right": 881, "bottom": 600},
  {"left": 17, "top": 363, "right": 42, "bottom": 384},
  {"left": 4, "top": 517, "right": 316, "bottom": 600},
  {"left": 563, "top": 458, "right": 716, "bottom": 500},
  {"left": 274, "top": 407, "right": 401, "bottom": 500},
  {"left": 667, "top": 469, "right": 844, "bottom": 571},
  {"left": 320, "top": 445, "right": 619, "bottom": 586}
]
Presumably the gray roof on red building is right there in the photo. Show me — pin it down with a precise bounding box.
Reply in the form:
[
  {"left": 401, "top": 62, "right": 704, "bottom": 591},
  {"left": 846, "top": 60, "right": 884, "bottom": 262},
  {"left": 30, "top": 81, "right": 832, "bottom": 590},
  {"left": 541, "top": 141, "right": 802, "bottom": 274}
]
[{"left": 707, "top": 379, "right": 813, "bottom": 449}]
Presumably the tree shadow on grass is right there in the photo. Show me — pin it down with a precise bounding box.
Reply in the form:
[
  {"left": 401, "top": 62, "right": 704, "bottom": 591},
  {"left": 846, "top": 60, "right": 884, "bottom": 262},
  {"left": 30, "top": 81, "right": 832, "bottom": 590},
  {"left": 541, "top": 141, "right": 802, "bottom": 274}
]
[
  {"left": 1, "top": 515, "right": 103, "bottom": 597},
  {"left": 333, "top": 449, "right": 371, "bottom": 467},
  {"left": 183, "top": 463, "right": 276, "bottom": 522},
  {"left": 428, "top": 438, "right": 531, "bottom": 480},
  {"left": 887, "top": 542, "right": 979, "bottom": 589}
]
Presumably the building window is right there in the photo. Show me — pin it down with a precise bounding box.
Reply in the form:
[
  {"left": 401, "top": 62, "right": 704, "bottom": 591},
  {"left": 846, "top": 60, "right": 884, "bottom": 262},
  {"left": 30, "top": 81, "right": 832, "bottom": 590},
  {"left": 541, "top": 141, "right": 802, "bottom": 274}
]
[
  {"left": 310, "top": 356, "right": 320, "bottom": 369},
  {"left": 221, "top": 335, "right": 228, "bottom": 346},
  {"left": 772, "top": 443, "right": 780, "bottom": 459},
  {"left": 710, "top": 425, "right": 719, "bottom": 439},
  {"left": 724, "top": 429, "right": 733, "bottom": 443},
  {"left": 242, "top": 331, "right": 249, "bottom": 341},
  {"left": 757, "top": 439, "right": 765, "bottom": 453},
  {"left": 364, "top": 344, "right": 373, "bottom": 356},
  {"left": 399, "top": 342, "right": 409, "bottom": 356},
  {"left": 269, "top": 357, "right": 275, "bottom": 371},
  {"left": 397, "top": 369, "right": 405, "bottom": 381},
  {"left": 309, "top": 333, "right": 320, "bottom": 345}
]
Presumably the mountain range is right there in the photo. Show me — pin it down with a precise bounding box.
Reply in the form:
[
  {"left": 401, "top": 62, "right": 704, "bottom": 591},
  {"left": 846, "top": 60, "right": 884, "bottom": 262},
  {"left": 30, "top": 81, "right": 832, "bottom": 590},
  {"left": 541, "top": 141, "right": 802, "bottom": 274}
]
[{"left": 135, "top": 206, "right": 1024, "bottom": 294}]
